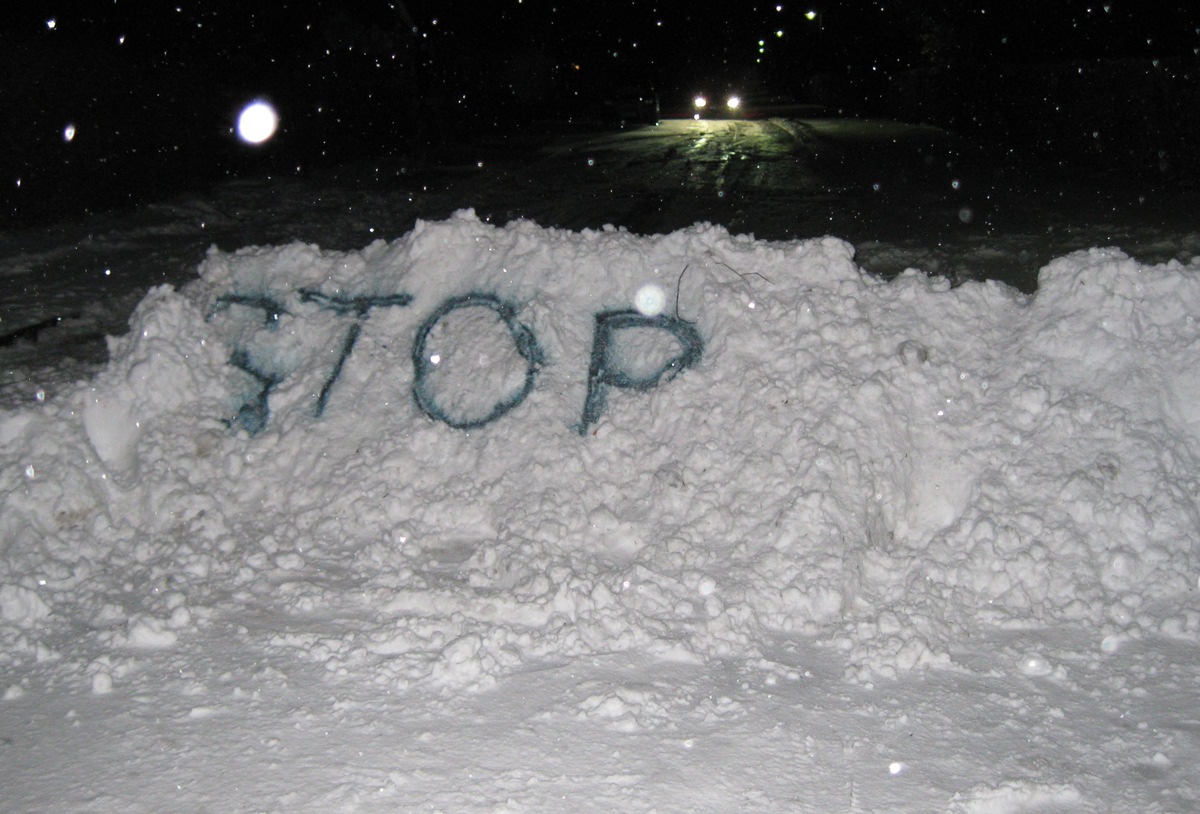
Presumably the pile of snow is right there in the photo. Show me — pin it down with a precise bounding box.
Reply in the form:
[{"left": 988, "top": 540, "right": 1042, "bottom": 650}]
[{"left": 3, "top": 210, "right": 1197, "bottom": 701}]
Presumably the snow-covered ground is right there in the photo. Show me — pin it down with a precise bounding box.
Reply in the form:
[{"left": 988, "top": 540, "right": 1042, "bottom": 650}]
[{"left": 2, "top": 119, "right": 1199, "bottom": 812}]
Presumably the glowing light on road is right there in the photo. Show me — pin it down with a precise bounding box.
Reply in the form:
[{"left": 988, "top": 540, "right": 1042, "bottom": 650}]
[
  {"left": 727, "top": 95, "right": 741, "bottom": 110},
  {"left": 694, "top": 95, "right": 708, "bottom": 109},
  {"left": 236, "top": 101, "right": 279, "bottom": 145}
]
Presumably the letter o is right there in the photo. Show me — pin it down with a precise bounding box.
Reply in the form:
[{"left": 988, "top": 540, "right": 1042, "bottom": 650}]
[{"left": 411, "top": 293, "right": 543, "bottom": 429}]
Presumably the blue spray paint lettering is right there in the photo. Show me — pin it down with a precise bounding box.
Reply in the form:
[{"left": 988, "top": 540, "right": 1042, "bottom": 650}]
[
  {"left": 411, "top": 293, "right": 544, "bottom": 430},
  {"left": 210, "top": 291, "right": 700, "bottom": 435},
  {"left": 577, "top": 310, "right": 703, "bottom": 435},
  {"left": 208, "top": 294, "right": 289, "bottom": 434},
  {"left": 296, "top": 289, "right": 414, "bottom": 417}
]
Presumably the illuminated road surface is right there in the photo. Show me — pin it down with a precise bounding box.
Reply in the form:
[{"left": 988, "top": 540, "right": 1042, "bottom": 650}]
[
  {"left": 460, "top": 116, "right": 967, "bottom": 241},
  {"left": 423, "top": 115, "right": 1186, "bottom": 291}
]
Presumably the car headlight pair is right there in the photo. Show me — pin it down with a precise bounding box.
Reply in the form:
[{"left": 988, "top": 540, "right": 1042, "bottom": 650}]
[{"left": 693, "top": 94, "right": 741, "bottom": 114}]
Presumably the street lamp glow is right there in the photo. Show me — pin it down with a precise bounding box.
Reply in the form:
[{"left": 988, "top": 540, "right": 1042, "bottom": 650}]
[{"left": 806, "top": 10, "right": 818, "bottom": 20}]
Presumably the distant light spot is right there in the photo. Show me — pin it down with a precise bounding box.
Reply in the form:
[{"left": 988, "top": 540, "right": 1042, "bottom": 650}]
[
  {"left": 236, "top": 101, "right": 279, "bottom": 145},
  {"left": 1018, "top": 653, "right": 1053, "bottom": 676},
  {"left": 46, "top": 18, "right": 56, "bottom": 29},
  {"left": 63, "top": 124, "right": 76, "bottom": 142},
  {"left": 635, "top": 284, "right": 665, "bottom": 316}
]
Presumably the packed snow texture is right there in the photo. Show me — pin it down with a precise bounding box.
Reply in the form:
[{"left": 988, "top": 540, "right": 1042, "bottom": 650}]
[{"left": 2, "top": 211, "right": 1199, "bottom": 811}]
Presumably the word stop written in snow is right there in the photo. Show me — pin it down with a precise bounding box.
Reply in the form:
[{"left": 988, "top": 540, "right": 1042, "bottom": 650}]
[{"left": 209, "top": 289, "right": 703, "bottom": 436}]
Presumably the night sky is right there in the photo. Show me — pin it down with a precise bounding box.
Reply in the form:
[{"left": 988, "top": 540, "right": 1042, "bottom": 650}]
[{"left": 4, "top": 2, "right": 1198, "bottom": 223}]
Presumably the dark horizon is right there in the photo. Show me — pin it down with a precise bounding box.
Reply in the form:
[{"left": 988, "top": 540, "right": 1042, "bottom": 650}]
[{"left": 4, "top": 1, "right": 1198, "bottom": 226}]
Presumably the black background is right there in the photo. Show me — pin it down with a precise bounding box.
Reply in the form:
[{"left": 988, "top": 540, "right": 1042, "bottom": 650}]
[{"left": 4, "top": 1, "right": 1198, "bottom": 225}]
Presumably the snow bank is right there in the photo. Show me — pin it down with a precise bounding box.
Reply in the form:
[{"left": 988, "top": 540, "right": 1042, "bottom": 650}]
[{"left": 2, "top": 210, "right": 1198, "bottom": 691}]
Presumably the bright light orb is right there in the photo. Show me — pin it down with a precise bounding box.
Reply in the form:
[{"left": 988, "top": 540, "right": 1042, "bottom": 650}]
[
  {"left": 1018, "top": 653, "right": 1053, "bottom": 676},
  {"left": 727, "top": 95, "right": 741, "bottom": 110},
  {"left": 236, "top": 101, "right": 279, "bottom": 145},
  {"left": 693, "top": 95, "right": 707, "bottom": 109},
  {"left": 635, "top": 284, "right": 666, "bottom": 316}
]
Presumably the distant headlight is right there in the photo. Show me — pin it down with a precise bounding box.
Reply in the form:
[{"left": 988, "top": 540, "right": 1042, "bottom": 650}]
[
  {"left": 693, "top": 95, "right": 708, "bottom": 109},
  {"left": 726, "top": 95, "right": 741, "bottom": 111}
]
